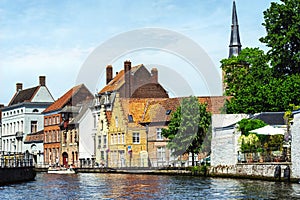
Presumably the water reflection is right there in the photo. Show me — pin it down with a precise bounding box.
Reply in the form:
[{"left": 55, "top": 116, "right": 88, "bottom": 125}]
[{"left": 1, "top": 173, "right": 300, "bottom": 199}]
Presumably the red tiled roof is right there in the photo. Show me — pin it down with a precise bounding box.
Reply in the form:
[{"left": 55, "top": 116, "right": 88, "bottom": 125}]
[
  {"left": 99, "top": 65, "right": 142, "bottom": 94},
  {"left": 141, "top": 96, "right": 229, "bottom": 123},
  {"left": 43, "top": 84, "right": 91, "bottom": 113},
  {"left": 120, "top": 98, "right": 150, "bottom": 127},
  {"left": 142, "top": 98, "right": 181, "bottom": 123},
  {"left": 24, "top": 130, "right": 44, "bottom": 143},
  {"left": 8, "top": 86, "right": 40, "bottom": 106}
]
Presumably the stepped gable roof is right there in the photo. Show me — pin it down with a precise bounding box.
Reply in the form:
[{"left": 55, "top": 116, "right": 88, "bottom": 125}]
[
  {"left": 24, "top": 130, "right": 44, "bottom": 143},
  {"left": 43, "top": 84, "right": 90, "bottom": 113},
  {"left": 105, "top": 111, "right": 112, "bottom": 125},
  {"left": 99, "top": 65, "right": 142, "bottom": 94},
  {"left": 9, "top": 86, "right": 40, "bottom": 106}
]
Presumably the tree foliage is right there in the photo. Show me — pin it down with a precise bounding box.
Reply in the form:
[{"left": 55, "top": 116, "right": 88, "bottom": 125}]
[
  {"left": 162, "top": 96, "right": 211, "bottom": 161},
  {"left": 237, "top": 119, "right": 267, "bottom": 136},
  {"left": 221, "top": 0, "right": 300, "bottom": 114},
  {"left": 222, "top": 48, "right": 300, "bottom": 114},
  {"left": 260, "top": 0, "right": 300, "bottom": 77}
]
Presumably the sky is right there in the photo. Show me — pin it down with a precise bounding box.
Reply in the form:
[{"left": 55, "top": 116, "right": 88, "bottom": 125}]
[{"left": 0, "top": 0, "right": 280, "bottom": 104}]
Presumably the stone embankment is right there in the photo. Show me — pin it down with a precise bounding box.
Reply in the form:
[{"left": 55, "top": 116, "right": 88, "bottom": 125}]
[{"left": 208, "top": 163, "right": 293, "bottom": 182}]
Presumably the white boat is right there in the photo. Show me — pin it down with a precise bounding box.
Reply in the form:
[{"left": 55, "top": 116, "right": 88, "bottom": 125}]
[{"left": 47, "top": 167, "right": 76, "bottom": 174}]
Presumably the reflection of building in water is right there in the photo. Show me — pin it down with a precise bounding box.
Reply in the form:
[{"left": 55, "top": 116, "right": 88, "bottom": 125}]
[{"left": 102, "top": 174, "right": 162, "bottom": 199}]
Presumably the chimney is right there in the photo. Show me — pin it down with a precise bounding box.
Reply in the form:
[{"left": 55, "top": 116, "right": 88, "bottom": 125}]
[
  {"left": 151, "top": 68, "right": 158, "bottom": 83},
  {"left": 106, "top": 65, "right": 113, "bottom": 84},
  {"left": 16, "top": 83, "right": 23, "bottom": 92},
  {"left": 39, "top": 76, "right": 46, "bottom": 86},
  {"left": 124, "top": 60, "right": 131, "bottom": 73},
  {"left": 124, "top": 60, "right": 131, "bottom": 98}
]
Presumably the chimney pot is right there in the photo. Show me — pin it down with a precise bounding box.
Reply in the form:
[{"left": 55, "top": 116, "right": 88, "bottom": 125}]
[
  {"left": 16, "top": 83, "right": 23, "bottom": 92},
  {"left": 106, "top": 65, "right": 113, "bottom": 85},
  {"left": 151, "top": 68, "right": 158, "bottom": 83},
  {"left": 39, "top": 76, "right": 46, "bottom": 86},
  {"left": 124, "top": 60, "right": 131, "bottom": 73}
]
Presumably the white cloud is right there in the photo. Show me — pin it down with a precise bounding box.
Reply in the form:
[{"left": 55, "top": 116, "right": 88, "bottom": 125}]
[{"left": 0, "top": 46, "right": 93, "bottom": 104}]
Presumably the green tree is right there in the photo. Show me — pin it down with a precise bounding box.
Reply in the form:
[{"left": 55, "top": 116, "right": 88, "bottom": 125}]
[
  {"left": 221, "top": 48, "right": 272, "bottom": 113},
  {"left": 222, "top": 48, "right": 300, "bottom": 114},
  {"left": 260, "top": 0, "right": 300, "bottom": 77},
  {"left": 237, "top": 119, "right": 267, "bottom": 136},
  {"left": 162, "top": 96, "right": 211, "bottom": 166}
]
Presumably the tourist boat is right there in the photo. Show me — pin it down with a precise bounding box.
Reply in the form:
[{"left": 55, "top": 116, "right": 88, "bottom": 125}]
[
  {"left": 47, "top": 167, "right": 76, "bottom": 174},
  {"left": 0, "top": 166, "right": 36, "bottom": 185},
  {"left": 0, "top": 154, "right": 36, "bottom": 185}
]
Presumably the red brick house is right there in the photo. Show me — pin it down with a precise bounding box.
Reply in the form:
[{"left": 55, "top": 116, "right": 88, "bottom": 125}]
[{"left": 43, "top": 84, "right": 93, "bottom": 166}]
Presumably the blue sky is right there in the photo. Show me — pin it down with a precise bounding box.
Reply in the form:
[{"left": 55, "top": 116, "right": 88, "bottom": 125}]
[{"left": 0, "top": 0, "right": 279, "bottom": 104}]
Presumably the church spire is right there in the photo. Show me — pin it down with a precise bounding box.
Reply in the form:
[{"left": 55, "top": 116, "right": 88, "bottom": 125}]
[{"left": 229, "top": 0, "right": 242, "bottom": 58}]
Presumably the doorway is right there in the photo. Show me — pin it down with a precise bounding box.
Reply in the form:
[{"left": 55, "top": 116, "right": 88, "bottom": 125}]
[{"left": 62, "top": 152, "right": 68, "bottom": 167}]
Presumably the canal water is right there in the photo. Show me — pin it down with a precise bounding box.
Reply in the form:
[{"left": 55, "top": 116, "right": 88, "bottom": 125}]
[{"left": 1, "top": 173, "right": 300, "bottom": 199}]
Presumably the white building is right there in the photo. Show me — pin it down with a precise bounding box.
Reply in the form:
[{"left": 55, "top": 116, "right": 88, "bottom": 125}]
[
  {"left": 1, "top": 76, "right": 54, "bottom": 162},
  {"left": 76, "top": 100, "right": 98, "bottom": 166}
]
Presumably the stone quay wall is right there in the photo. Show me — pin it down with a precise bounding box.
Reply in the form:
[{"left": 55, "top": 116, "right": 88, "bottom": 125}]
[{"left": 208, "top": 163, "right": 292, "bottom": 181}]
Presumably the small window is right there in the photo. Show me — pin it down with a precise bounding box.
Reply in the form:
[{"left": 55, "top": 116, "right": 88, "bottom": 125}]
[
  {"left": 166, "top": 110, "right": 172, "bottom": 115},
  {"left": 115, "top": 116, "right": 118, "bottom": 127},
  {"left": 128, "top": 114, "right": 133, "bottom": 122},
  {"left": 100, "top": 120, "right": 104, "bottom": 131},
  {"left": 157, "top": 128, "right": 163, "bottom": 140},
  {"left": 133, "top": 132, "right": 140, "bottom": 144},
  {"left": 33, "top": 109, "right": 39, "bottom": 113},
  {"left": 31, "top": 121, "right": 38, "bottom": 133}
]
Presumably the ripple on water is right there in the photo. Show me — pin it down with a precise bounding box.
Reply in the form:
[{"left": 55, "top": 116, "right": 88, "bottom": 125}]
[{"left": 1, "top": 173, "right": 300, "bottom": 199}]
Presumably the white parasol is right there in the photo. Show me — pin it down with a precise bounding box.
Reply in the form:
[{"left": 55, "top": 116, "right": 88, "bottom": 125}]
[{"left": 250, "top": 125, "right": 285, "bottom": 135}]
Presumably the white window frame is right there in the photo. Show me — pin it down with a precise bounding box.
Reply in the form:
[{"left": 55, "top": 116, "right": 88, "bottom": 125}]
[
  {"left": 133, "top": 132, "right": 140, "bottom": 144},
  {"left": 156, "top": 128, "right": 163, "bottom": 140}
]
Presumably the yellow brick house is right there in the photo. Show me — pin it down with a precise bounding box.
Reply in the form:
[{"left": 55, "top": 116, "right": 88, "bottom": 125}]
[{"left": 108, "top": 94, "right": 149, "bottom": 168}]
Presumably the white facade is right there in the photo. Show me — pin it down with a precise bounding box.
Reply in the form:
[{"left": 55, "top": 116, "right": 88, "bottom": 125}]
[
  {"left": 95, "top": 105, "right": 109, "bottom": 166},
  {"left": 1, "top": 105, "right": 47, "bottom": 153},
  {"left": 211, "top": 114, "right": 248, "bottom": 166},
  {"left": 78, "top": 107, "right": 96, "bottom": 159},
  {"left": 291, "top": 112, "right": 300, "bottom": 178},
  {"left": 1, "top": 83, "right": 54, "bottom": 156}
]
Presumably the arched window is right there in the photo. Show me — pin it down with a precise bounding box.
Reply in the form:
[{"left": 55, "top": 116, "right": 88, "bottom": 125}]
[{"left": 33, "top": 109, "right": 39, "bottom": 113}]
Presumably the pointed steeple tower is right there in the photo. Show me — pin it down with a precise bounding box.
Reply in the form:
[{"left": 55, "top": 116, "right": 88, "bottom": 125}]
[{"left": 229, "top": 0, "right": 242, "bottom": 58}]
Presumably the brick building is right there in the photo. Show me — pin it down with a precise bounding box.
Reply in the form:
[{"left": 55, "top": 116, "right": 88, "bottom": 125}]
[
  {"left": 107, "top": 94, "right": 149, "bottom": 167},
  {"left": 43, "top": 84, "right": 93, "bottom": 166},
  {"left": 95, "top": 60, "right": 169, "bottom": 167},
  {"left": 140, "top": 96, "right": 228, "bottom": 167}
]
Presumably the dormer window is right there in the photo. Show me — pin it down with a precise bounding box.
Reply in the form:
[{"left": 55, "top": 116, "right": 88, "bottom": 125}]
[
  {"left": 166, "top": 110, "right": 172, "bottom": 115},
  {"left": 128, "top": 114, "right": 133, "bottom": 122}
]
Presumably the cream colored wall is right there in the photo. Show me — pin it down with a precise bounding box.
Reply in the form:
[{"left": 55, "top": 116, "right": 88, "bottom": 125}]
[
  {"left": 95, "top": 105, "right": 109, "bottom": 165},
  {"left": 108, "top": 94, "right": 147, "bottom": 167}
]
